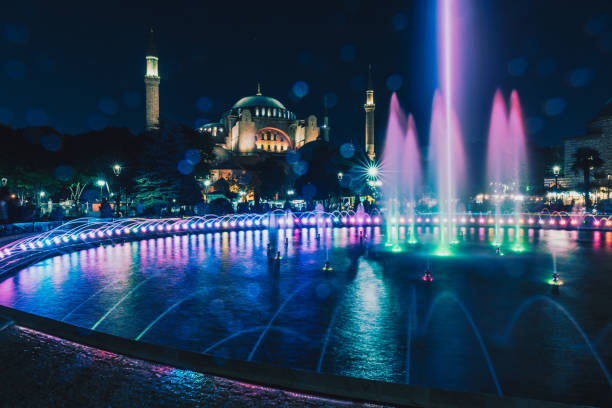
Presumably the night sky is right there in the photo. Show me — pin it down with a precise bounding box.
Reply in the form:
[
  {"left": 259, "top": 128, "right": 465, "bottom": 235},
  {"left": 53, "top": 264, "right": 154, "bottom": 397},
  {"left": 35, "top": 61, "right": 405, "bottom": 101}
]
[{"left": 1, "top": 0, "right": 611, "bottom": 150}]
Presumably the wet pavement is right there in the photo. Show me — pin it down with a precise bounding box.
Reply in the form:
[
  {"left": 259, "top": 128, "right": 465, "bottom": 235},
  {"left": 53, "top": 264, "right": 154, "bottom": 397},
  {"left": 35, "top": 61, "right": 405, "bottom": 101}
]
[{"left": 0, "top": 324, "right": 388, "bottom": 407}]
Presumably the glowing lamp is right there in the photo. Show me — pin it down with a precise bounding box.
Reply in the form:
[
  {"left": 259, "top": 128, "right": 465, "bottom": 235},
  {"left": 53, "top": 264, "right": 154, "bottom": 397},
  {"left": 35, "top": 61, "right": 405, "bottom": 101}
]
[
  {"left": 518, "top": 218, "right": 524, "bottom": 224},
  {"left": 538, "top": 219, "right": 544, "bottom": 225},
  {"left": 229, "top": 221, "right": 236, "bottom": 227},
  {"left": 417, "top": 217, "right": 423, "bottom": 223},
  {"left": 262, "top": 219, "right": 269, "bottom": 226},
  {"left": 470, "top": 217, "right": 476, "bottom": 223},
  {"left": 148, "top": 226, "right": 155, "bottom": 232},
  {"left": 173, "top": 225, "right": 180, "bottom": 231},
  {"left": 182, "top": 224, "right": 189, "bottom": 230},
  {"left": 559, "top": 220, "right": 567, "bottom": 226},
  {"left": 433, "top": 217, "right": 439, "bottom": 223},
  {"left": 570, "top": 219, "right": 577, "bottom": 225},
  {"left": 115, "top": 229, "right": 122, "bottom": 235},
  {"left": 488, "top": 218, "right": 494, "bottom": 224},
  {"left": 460, "top": 217, "right": 467, "bottom": 223},
  {"left": 594, "top": 220, "right": 601, "bottom": 227},
  {"left": 366, "top": 217, "right": 371, "bottom": 224},
  {"left": 37, "top": 241, "right": 44, "bottom": 248},
  {"left": 478, "top": 217, "right": 485, "bottom": 224},
  {"left": 374, "top": 216, "right": 381, "bottom": 224},
  {"left": 105, "top": 230, "right": 112, "bottom": 236},
  {"left": 88, "top": 232, "right": 95, "bottom": 239},
  {"left": 548, "top": 219, "right": 555, "bottom": 225},
  {"left": 215, "top": 222, "right": 221, "bottom": 228},
  {"left": 71, "top": 235, "right": 78, "bottom": 241},
  {"left": 238, "top": 221, "right": 245, "bottom": 227},
  {"left": 278, "top": 219, "right": 285, "bottom": 226},
  {"left": 507, "top": 218, "right": 514, "bottom": 224},
  {"left": 358, "top": 217, "right": 364, "bottom": 224},
  {"left": 326, "top": 218, "right": 332, "bottom": 224},
  {"left": 97, "top": 231, "right": 104, "bottom": 238},
  {"left": 294, "top": 218, "right": 300, "bottom": 224},
  {"left": 426, "top": 218, "right": 431, "bottom": 223},
  {"left": 198, "top": 223, "right": 205, "bottom": 229},
  {"left": 341, "top": 217, "right": 347, "bottom": 223},
  {"left": 499, "top": 219, "right": 504, "bottom": 224},
  {"left": 246, "top": 220, "right": 253, "bottom": 227},
  {"left": 222, "top": 222, "right": 229, "bottom": 228},
  {"left": 28, "top": 243, "right": 35, "bottom": 249},
  {"left": 53, "top": 237, "right": 61, "bottom": 244},
  {"left": 349, "top": 217, "right": 355, "bottom": 224},
  {"left": 287, "top": 219, "right": 294, "bottom": 227},
  {"left": 157, "top": 225, "right": 164, "bottom": 231},
  {"left": 80, "top": 233, "right": 87, "bottom": 240},
  {"left": 190, "top": 223, "right": 196, "bottom": 229},
  {"left": 254, "top": 220, "right": 260, "bottom": 226},
  {"left": 528, "top": 218, "right": 535, "bottom": 224},
  {"left": 124, "top": 228, "right": 131, "bottom": 234},
  {"left": 606, "top": 220, "right": 612, "bottom": 227}
]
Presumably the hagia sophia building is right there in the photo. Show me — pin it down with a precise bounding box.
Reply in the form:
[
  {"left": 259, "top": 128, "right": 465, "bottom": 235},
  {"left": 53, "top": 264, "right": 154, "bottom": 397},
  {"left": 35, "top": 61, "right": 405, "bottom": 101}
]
[{"left": 144, "top": 29, "right": 376, "bottom": 161}]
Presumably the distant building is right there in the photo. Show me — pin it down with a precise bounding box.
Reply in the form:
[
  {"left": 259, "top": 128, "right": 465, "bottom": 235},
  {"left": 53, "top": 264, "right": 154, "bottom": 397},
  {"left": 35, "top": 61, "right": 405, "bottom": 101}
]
[
  {"left": 199, "top": 83, "right": 322, "bottom": 156},
  {"left": 563, "top": 98, "right": 612, "bottom": 188}
]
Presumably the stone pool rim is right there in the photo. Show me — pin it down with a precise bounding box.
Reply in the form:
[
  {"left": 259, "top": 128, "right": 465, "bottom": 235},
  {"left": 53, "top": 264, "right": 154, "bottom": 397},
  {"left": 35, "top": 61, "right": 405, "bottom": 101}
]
[{"left": 0, "top": 304, "right": 590, "bottom": 408}]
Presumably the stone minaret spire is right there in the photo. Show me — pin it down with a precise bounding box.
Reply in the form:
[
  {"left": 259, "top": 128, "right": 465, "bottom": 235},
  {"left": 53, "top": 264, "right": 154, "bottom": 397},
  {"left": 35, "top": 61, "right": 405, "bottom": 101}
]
[
  {"left": 144, "top": 28, "right": 160, "bottom": 131},
  {"left": 364, "top": 64, "right": 375, "bottom": 161},
  {"left": 321, "top": 100, "right": 330, "bottom": 142}
]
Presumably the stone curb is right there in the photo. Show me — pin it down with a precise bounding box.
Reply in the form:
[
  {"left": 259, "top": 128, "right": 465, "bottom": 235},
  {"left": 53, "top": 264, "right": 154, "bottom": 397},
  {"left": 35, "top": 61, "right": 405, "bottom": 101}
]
[{"left": 0, "top": 305, "right": 592, "bottom": 408}]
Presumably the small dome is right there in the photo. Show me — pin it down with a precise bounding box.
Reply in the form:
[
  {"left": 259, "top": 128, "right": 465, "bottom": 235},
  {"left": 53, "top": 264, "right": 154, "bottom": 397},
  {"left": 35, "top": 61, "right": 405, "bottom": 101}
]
[{"left": 232, "top": 95, "right": 286, "bottom": 110}]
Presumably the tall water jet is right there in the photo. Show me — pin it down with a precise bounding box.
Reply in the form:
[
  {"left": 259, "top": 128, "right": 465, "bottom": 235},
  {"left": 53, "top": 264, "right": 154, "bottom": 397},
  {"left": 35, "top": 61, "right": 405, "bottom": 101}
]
[
  {"left": 381, "top": 93, "right": 407, "bottom": 249},
  {"left": 508, "top": 90, "right": 527, "bottom": 249},
  {"left": 485, "top": 89, "right": 527, "bottom": 248},
  {"left": 402, "top": 114, "right": 422, "bottom": 243},
  {"left": 486, "top": 89, "right": 509, "bottom": 245},
  {"left": 432, "top": 0, "right": 465, "bottom": 250},
  {"left": 429, "top": 91, "right": 464, "bottom": 250}
]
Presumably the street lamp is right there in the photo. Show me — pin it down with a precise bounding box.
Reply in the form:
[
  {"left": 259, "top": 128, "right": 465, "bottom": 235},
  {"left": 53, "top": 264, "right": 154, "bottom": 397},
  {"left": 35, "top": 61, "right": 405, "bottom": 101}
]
[
  {"left": 97, "top": 179, "right": 106, "bottom": 200},
  {"left": 39, "top": 191, "right": 46, "bottom": 198},
  {"left": 337, "top": 172, "right": 343, "bottom": 181},
  {"left": 112, "top": 164, "right": 122, "bottom": 176},
  {"left": 287, "top": 189, "right": 295, "bottom": 196},
  {"left": 553, "top": 165, "right": 560, "bottom": 190}
]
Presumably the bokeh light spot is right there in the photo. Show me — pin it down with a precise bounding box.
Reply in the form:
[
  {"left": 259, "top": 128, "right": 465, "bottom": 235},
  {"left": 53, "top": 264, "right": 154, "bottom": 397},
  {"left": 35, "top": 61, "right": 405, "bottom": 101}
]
[
  {"left": 340, "top": 142, "right": 355, "bottom": 158},
  {"left": 568, "top": 67, "right": 594, "bottom": 87},
  {"left": 185, "top": 149, "right": 200, "bottom": 165},
  {"left": 98, "top": 98, "right": 117, "bottom": 115},
  {"left": 323, "top": 92, "right": 337, "bottom": 108},
  {"left": 5, "top": 60, "right": 26, "bottom": 80},
  {"left": 293, "top": 161, "right": 308, "bottom": 176},
  {"left": 196, "top": 96, "right": 213, "bottom": 113},
  {"left": 386, "top": 74, "right": 403, "bottom": 91},
  {"left": 26, "top": 109, "right": 48, "bottom": 126},
  {"left": 508, "top": 57, "right": 528, "bottom": 76},
  {"left": 339, "top": 44, "right": 356, "bottom": 62},
  {"left": 177, "top": 160, "right": 193, "bottom": 175},
  {"left": 291, "top": 81, "right": 309, "bottom": 99},
  {"left": 41, "top": 133, "right": 61, "bottom": 151},
  {"left": 544, "top": 98, "right": 567, "bottom": 116}
]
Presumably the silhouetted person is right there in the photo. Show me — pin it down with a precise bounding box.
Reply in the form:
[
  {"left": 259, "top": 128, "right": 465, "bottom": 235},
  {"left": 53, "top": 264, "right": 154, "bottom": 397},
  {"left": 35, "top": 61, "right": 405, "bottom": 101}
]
[{"left": 100, "top": 198, "right": 113, "bottom": 218}]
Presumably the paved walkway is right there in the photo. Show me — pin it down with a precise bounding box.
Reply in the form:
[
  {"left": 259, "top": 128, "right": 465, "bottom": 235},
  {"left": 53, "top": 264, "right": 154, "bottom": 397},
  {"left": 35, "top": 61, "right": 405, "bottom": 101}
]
[{"left": 0, "top": 324, "right": 387, "bottom": 408}]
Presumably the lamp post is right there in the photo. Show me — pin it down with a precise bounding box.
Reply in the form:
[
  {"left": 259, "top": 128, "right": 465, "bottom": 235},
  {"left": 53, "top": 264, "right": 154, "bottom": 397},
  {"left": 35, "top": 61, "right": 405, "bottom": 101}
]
[
  {"left": 204, "top": 179, "right": 211, "bottom": 202},
  {"left": 553, "top": 165, "right": 560, "bottom": 191},
  {"left": 112, "top": 164, "right": 122, "bottom": 216},
  {"left": 97, "top": 180, "right": 106, "bottom": 200}
]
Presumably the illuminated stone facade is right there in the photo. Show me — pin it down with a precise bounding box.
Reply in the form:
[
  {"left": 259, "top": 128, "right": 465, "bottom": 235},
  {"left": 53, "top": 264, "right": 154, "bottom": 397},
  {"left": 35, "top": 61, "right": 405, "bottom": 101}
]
[
  {"left": 199, "top": 85, "right": 321, "bottom": 155},
  {"left": 144, "top": 29, "right": 160, "bottom": 131},
  {"left": 563, "top": 99, "right": 612, "bottom": 188}
]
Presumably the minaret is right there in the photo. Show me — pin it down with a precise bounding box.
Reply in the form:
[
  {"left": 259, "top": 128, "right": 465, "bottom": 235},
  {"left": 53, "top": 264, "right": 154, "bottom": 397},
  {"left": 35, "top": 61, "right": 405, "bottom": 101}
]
[
  {"left": 144, "top": 28, "right": 160, "bottom": 131},
  {"left": 364, "top": 64, "right": 375, "bottom": 161},
  {"left": 321, "top": 98, "right": 330, "bottom": 142}
]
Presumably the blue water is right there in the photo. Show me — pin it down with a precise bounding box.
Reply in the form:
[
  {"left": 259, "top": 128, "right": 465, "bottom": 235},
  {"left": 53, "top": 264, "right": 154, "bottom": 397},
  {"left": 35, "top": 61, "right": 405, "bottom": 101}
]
[{"left": 0, "top": 226, "right": 610, "bottom": 406}]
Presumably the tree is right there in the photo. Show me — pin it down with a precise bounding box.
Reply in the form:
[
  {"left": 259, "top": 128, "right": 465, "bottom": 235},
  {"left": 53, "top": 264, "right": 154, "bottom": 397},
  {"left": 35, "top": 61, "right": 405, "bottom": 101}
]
[
  {"left": 571, "top": 147, "right": 604, "bottom": 211},
  {"left": 134, "top": 120, "right": 214, "bottom": 211}
]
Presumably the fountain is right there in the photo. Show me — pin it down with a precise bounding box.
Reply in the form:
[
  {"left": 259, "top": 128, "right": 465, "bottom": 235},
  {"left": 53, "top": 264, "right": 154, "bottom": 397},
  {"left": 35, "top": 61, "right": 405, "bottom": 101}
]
[
  {"left": 381, "top": 93, "right": 406, "bottom": 250},
  {"left": 486, "top": 89, "right": 527, "bottom": 249},
  {"left": 402, "top": 114, "right": 422, "bottom": 244}
]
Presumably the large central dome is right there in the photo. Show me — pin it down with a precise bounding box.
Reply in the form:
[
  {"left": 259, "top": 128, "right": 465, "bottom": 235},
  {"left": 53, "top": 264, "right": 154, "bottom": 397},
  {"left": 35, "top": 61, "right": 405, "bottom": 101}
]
[{"left": 232, "top": 95, "right": 286, "bottom": 110}]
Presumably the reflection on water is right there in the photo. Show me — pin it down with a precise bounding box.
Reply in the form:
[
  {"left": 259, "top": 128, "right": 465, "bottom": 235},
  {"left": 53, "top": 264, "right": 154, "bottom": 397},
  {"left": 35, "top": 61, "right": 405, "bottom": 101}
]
[{"left": 0, "top": 226, "right": 610, "bottom": 406}]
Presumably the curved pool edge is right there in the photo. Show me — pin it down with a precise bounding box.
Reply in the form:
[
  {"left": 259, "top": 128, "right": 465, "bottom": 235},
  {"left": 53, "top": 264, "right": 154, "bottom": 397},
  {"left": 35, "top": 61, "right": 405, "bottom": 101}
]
[{"left": 0, "top": 305, "right": 590, "bottom": 408}]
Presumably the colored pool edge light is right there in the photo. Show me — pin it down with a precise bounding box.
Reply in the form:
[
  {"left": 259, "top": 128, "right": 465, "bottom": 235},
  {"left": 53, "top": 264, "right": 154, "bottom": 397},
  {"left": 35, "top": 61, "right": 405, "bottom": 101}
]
[{"left": 548, "top": 278, "right": 564, "bottom": 286}]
